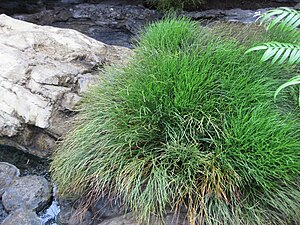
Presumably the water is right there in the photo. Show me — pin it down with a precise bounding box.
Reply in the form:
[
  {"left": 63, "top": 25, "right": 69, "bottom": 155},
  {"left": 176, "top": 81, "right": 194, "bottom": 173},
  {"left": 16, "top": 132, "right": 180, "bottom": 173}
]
[
  {"left": 0, "top": 145, "right": 60, "bottom": 224},
  {"left": 39, "top": 185, "right": 60, "bottom": 225}
]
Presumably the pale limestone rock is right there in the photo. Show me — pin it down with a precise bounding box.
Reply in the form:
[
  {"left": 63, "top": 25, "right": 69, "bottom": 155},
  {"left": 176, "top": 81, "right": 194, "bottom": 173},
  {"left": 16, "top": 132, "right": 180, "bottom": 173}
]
[{"left": 0, "top": 14, "right": 132, "bottom": 157}]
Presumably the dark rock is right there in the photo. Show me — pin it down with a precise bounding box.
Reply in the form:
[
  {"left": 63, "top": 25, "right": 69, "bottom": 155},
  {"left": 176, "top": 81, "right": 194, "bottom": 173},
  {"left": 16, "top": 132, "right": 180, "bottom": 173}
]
[
  {"left": 15, "top": 3, "right": 162, "bottom": 48},
  {"left": 0, "top": 202, "right": 8, "bottom": 224},
  {"left": 97, "top": 213, "right": 138, "bottom": 225},
  {"left": 69, "top": 210, "right": 94, "bottom": 225},
  {"left": 1, "top": 208, "right": 42, "bottom": 225},
  {"left": 2, "top": 176, "right": 51, "bottom": 212},
  {"left": 56, "top": 199, "right": 74, "bottom": 225},
  {"left": 274, "top": 0, "right": 300, "bottom": 2},
  {"left": 183, "top": 8, "right": 270, "bottom": 24},
  {"left": 94, "top": 197, "right": 125, "bottom": 219},
  {"left": 0, "top": 162, "right": 20, "bottom": 197},
  {"left": 97, "top": 212, "right": 188, "bottom": 225},
  {"left": 0, "top": 146, "right": 49, "bottom": 177}
]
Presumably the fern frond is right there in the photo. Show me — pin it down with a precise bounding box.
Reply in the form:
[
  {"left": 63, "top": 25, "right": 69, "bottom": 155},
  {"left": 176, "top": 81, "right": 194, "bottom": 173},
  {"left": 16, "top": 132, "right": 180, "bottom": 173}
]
[
  {"left": 246, "top": 42, "right": 300, "bottom": 64},
  {"left": 274, "top": 75, "right": 300, "bottom": 106},
  {"left": 259, "top": 7, "right": 300, "bottom": 32}
]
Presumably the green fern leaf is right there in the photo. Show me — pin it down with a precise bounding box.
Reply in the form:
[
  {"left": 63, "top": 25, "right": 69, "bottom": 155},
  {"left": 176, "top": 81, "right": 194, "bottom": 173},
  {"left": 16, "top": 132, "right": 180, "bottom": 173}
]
[
  {"left": 274, "top": 75, "right": 300, "bottom": 106},
  {"left": 260, "top": 7, "right": 300, "bottom": 32},
  {"left": 247, "top": 42, "right": 300, "bottom": 65}
]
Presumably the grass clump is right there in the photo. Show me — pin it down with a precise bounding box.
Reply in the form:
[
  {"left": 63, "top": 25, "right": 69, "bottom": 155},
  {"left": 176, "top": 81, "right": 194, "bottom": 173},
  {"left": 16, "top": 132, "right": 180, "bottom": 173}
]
[
  {"left": 146, "top": 0, "right": 205, "bottom": 11},
  {"left": 51, "top": 18, "right": 300, "bottom": 225}
]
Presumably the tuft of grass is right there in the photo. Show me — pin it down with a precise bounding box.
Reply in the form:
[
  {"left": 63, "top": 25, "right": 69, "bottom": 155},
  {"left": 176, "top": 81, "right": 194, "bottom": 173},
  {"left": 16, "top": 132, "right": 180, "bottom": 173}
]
[
  {"left": 146, "top": 0, "right": 206, "bottom": 11},
  {"left": 51, "top": 17, "right": 300, "bottom": 225}
]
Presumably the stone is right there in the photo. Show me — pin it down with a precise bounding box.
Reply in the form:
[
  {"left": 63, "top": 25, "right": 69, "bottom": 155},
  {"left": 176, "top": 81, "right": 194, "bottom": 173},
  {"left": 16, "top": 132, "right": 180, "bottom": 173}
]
[
  {"left": 14, "top": 3, "right": 162, "bottom": 48},
  {"left": 182, "top": 8, "right": 271, "bottom": 24},
  {"left": 98, "top": 212, "right": 188, "bottom": 225},
  {"left": 2, "top": 175, "right": 51, "bottom": 212},
  {"left": 0, "top": 202, "right": 8, "bottom": 224},
  {"left": 0, "top": 15, "right": 132, "bottom": 158},
  {"left": 98, "top": 213, "right": 138, "bottom": 225},
  {"left": 1, "top": 208, "right": 42, "bottom": 225},
  {"left": 56, "top": 199, "right": 74, "bottom": 225},
  {"left": 57, "top": 199, "right": 97, "bottom": 225},
  {"left": 95, "top": 197, "right": 125, "bottom": 219},
  {"left": 274, "top": 0, "right": 300, "bottom": 2},
  {"left": 0, "top": 162, "right": 20, "bottom": 197}
]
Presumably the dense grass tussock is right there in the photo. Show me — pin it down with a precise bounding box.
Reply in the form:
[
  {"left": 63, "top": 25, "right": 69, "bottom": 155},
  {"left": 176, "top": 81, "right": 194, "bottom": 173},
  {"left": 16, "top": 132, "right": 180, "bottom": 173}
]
[
  {"left": 51, "top": 18, "right": 300, "bottom": 225},
  {"left": 146, "top": 0, "right": 205, "bottom": 10}
]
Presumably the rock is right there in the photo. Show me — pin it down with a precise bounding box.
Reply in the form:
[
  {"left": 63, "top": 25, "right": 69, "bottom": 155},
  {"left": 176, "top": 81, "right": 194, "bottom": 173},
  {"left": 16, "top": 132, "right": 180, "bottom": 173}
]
[
  {"left": 0, "top": 162, "right": 20, "bottom": 197},
  {"left": 57, "top": 199, "right": 97, "bottom": 225},
  {"left": 98, "top": 213, "right": 138, "bottom": 225},
  {"left": 14, "top": 3, "right": 162, "bottom": 48},
  {"left": 95, "top": 197, "right": 125, "bottom": 219},
  {"left": 183, "top": 8, "right": 271, "bottom": 24},
  {"left": 98, "top": 212, "right": 188, "bottom": 225},
  {"left": 69, "top": 210, "right": 94, "bottom": 225},
  {"left": 0, "top": 15, "right": 132, "bottom": 158},
  {"left": 2, "top": 175, "right": 51, "bottom": 212},
  {"left": 1, "top": 208, "right": 42, "bottom": 225},
  {"left": 0, "top": 202, "right": 8, "bottom": 224},
  {"left": 56, "top": 199, "right": 74, "bottom": 225},
  {"left": 274, "top": 0, "right": 300, "bottom": 2}
]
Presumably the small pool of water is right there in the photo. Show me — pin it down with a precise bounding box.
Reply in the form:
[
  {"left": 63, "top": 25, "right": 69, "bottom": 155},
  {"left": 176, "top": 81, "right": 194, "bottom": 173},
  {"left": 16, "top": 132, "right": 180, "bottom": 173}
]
[{"left": 0, "top": 145, "right": 60, "bottom": 224}]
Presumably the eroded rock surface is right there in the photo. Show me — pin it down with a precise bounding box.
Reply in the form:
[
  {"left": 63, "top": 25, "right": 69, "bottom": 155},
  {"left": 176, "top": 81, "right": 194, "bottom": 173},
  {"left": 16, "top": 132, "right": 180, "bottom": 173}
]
[
  {"left": 0, "top": 15, "right": 132, "bottom": 157},
  {"left": 2, "top": 175, "right": 52, "bottom": 212}
]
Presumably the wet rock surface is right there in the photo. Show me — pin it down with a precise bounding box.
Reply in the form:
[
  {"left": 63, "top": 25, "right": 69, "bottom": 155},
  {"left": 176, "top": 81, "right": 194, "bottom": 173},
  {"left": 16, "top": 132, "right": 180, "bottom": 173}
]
[
  {"left": 15, "top": 3, "right": 162, "bottom": 48},
  {"left": 2, "top": 175, "right": 51, "bottom": 212}
]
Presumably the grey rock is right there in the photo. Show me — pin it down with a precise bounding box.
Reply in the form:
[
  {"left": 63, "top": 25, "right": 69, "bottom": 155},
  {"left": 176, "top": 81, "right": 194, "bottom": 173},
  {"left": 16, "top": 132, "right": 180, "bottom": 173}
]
[
  {"left": 0, "top": 15, "right": 132, "bottom": 158},
  {"left": 2, "top": 176, "right": 51, "bottom": 212},
  {"left": 183, "top": 8, "right": 271, "bottom": 24},
  {"left": 274, "top": 0, "right": 300, "bottom": 2},
  {"left": 57, "top": 198, "right": 99, "bottom": 225},
  {"left": 98, "top": 212, "right": 188, "bottom": 225},
  {"left": 69, "top": 210, "right": 94, "bottom": 225},
  {"left": 98, "top": 213, "right": 138, "bottom": 225},
  {"left": 95, "top": 197, "right": 125, "bottom": 219},
  {"left": 0, "top": 162, "right": 20, "bottom": 197},
  {"left": 0, "top": 202, "right": 8, "bottom": 224},
  {"left": 56, "top": 199, "right": 74, "bottom": 225},
  {"left": 14, "top": 3, "right": 162, "bottom": 48},
  {"left": 1, "top": 208, "right": 42, "bottom": 225}
]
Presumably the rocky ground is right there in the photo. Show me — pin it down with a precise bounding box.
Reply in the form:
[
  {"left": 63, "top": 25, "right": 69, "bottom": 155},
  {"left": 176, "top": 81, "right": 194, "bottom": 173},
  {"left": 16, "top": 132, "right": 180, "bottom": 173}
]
[{"left": 0, "top": 162, "right": 51, "bottom": 224}]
